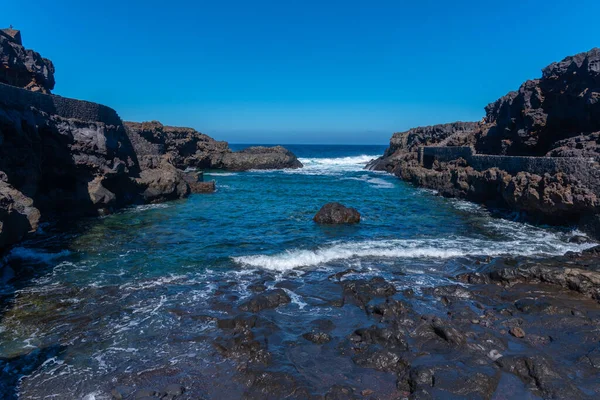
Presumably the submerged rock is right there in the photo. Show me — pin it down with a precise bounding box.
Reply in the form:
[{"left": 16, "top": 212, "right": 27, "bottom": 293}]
[
  {"left": 314, "top": 202, "right": 361, "bottom": 224},
  {"left": 238, "top": 289, "right": 291, "bottom": 313}
]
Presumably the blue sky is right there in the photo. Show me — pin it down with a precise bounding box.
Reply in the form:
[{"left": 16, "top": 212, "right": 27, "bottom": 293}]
[{"left": 3, "top": 0, "right": 599, "bottom": 144}]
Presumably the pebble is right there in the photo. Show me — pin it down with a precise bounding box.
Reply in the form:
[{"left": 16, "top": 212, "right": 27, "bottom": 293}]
[{"left": 510, "top": 327, "right": 526, "bottom": 338}]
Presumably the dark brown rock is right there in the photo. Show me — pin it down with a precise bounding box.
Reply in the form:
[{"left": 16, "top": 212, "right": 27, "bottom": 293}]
[
  {"left": 314, "top": 202, "right": 360, "bottom": 224},
  {"left": 369, "top": 48, "right": 600, "bottom": 234},
  {"left": 238, "top": 289, "right": 291, "bottom": 313},
  {"left": 218, "top": 146, "right": 303, "bottom": 171},
  {"left": 124, "top": 121, "right": 302, "bottom": 171},
  {"left": 509, "top": 327, "right": 526, "bottom": 338},
  {"left": 0, "top": 29, "right": 54, "bottom": 93}
]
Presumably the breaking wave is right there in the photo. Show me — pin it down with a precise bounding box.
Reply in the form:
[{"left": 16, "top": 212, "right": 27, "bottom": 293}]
[
  {"left": 286, "top": 155, "right": 380, "bottom": 175},
  {"left": 232, "top": 233, "right": 594, "bottom": 271}
]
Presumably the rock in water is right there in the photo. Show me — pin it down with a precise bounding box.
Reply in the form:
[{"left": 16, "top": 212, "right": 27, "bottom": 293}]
[
  {"left": 314, "top": 202, "right": 360, "bottom": 224},
  {"left": 219, "top": 146, "right": 303, "bottom": 171}
]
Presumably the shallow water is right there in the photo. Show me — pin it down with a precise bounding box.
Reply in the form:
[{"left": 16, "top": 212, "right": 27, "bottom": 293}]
[{"left": 0, "top": 145, "right": 594, "bottom": 398}]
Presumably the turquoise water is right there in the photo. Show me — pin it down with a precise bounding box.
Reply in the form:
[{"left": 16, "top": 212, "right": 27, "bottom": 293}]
[{"left": 0, "top": 145, "right": 592, "bottom": 398}]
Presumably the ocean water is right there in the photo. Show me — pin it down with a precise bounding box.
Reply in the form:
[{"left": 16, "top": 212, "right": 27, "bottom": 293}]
[{"left": 0, "top": 144, "right": 594, "bottom": 398}]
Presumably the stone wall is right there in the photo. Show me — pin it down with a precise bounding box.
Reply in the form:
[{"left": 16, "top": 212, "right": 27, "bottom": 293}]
[
  {"left": 421, "top": 146, "right": 600, "bottom": 194},
  {"left": 0, "top": 82, "right": 121, "bottom": 125},
  {"left": 421, "top": 146, "right": 474, "bottom": 167}
]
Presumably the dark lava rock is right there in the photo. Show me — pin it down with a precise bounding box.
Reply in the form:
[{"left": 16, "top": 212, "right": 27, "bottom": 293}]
[
  {"left": 219, "top": 146, "right": 303, "bottom": 171},
  {"left": 0, "top": 181, "right": 40, "bottom": 249},
  {"left": 369, "top": 298, "right": 412, "bottom": 321},
  {"left": 496, "top": 355, "right": 585, "bottom": 398},
  {"left": 241, "top": 370, "right": 311, "bottom": 399},
  {"left": 351, "top": 324, "right": 409, "bottom": 351},
  {"left": 217, "top": 314, "right": 260, "bottom": 330},
  {"left": 369, "top": 48, "right": 600, "bottom": 234},
  {"left": 125, "top": 121, "right": 302, "bottom": 172},
  {"left": 569, "top": 235, "right": 592, "bottom": 244},
  {"left": 342, "top": 277, "right": 397, "bottom": 307},
  {"left": 353, "top": 348, "right": 409, "bottom": 373},
  {"left": 238, "top": 289, "right": 291, "bottom": 313},
  {"left": 302, "top": 331, "right": 331, "bottom": 344},
  {"left": 1, "top": 28, "right": 55, "bottom": 93},
  {"left": 247, "top": 282, "right": 267, "bottom": 293},
  {"left": 314, "top": 202, "right": 360, "bottom": 224},
  {"left": 486, "top": 262, "right": 600, "bottom": 302}
]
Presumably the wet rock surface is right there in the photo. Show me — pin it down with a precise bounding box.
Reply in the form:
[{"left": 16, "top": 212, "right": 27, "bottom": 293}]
[
  {"left": 314, "top": 202, "right": 361, "bottom": 224},
  {"left": 4, "top": 248, "right": 600, "bottom": 399}
]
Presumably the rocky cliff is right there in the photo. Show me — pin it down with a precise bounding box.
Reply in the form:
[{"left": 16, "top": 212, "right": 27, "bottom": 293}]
[
  {"left": 0, "top": 33, "right": 302, "bottom": 252},
  {"left": 124, "top": 121, "right": 303, "bottom": 171},
  {"left": 477, "top": 48, "right": 600, "bottom": 156},
  {"left": 0, "top": 30, "right": 55, "bottom": 94},
  {"left": 372, "top": 48, "right": 600, "bottom": 231}
]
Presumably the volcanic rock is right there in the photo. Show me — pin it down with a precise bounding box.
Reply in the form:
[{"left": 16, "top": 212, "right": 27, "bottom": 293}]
[
  {"left": 124, "top": 121, "right": 302, "bottom": 171},
  {"left": 238, "top": 289, "right": 291, "bottom": 313},
  {"left": 218, "top": 146, "right": 303, "bottom": 171},
  {"left": 0, "top": 29, "right": 55, "bottom": 93},
  {"left": 314, "top": 202, "right": 361, "bottom": 224}
]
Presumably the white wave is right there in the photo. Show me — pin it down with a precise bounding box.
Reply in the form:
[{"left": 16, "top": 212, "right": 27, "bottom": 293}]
[
  {"left": 232, "top": 233, "right": 595, "bottom": 271},
  {"left": 343, "top": 175, "right": 395, "bottom": 189},
  {"left": 131, "top": 203, "right": 171, "bottom": 212},
  {"left": 6, "top": 247, "right": 71, "bottom": 263},
  {"left": 285, "top": 154, "right": 380, "bottom": 176},
  {"left": 204, "top": 172, "right": 239, "bottom": 177}
]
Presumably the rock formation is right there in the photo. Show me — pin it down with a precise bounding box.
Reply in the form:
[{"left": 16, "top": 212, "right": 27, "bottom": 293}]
[
  {"left": 371, "top": 48, "right": 600, "bottom": 233},
  {"left": 477, "top": 48, "right": 600, "bottom": 156},
  {"left": 124, "top": 121, "right": 303, "bottom": 171},
  {"left": 0, "top": 33, "right": 302, "bottom": 252},
  {"left": 314, "top": 202, "right": 361, "bottom": 224},
  {"left": 0, "top": 28, "right": 55, "bottom": 94},
  {"left": 217, "top": 146, "right": 303, "bottom": 171}
]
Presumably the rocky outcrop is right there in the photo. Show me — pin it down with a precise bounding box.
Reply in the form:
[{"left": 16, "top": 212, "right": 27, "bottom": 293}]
[
  {"left": 0, "top": 34, "right": 302, "bottom": 252},
  {"left": 0, "top": 82, "right": 194, "bottom": 251},
  {"left": 218, "top": 146, "right": 303, "bottom": 171},
  {"left": 125, "top": 121, "right": 303, "bottom": 171},
  {"left": 124, "top": 121, "right": 230, "bottom": 170},
  {"left": 0, "top": 180, "right": 40, "bottom": 249},
  {"left": 0, "top": 29, "right": 55, "bottom": 94},
  {"left": 372, "top": 48, "right": 600, "bottom": 232},
  {"left": 314, "top": 202, "right": 361, "bottom": 224},
  {"left": 476, "top": 48, "right": 600, "bottom": 156}
]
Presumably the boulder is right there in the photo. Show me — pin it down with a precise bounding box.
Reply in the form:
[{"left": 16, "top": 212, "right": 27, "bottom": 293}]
[{"left": 314, "top": 202, "right": 360, "bottom": 224}]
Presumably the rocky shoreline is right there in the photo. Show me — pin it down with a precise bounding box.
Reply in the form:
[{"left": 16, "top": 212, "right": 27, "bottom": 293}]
[
  {"left": 369, "top": 48, "right": 600, "bottom": 236},
  {"left": 0, "top": 31, "right": 302, "bottom": 253},
  {"left": 82, "top": 249, "right": 598, "bottom": 399}
]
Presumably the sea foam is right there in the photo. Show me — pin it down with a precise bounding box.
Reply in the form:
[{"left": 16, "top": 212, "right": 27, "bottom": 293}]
[
  {"left": 232, "top": 233, "right": 594, "bottom": 271},
  {"left": 285, "top": 154, "right": 380, "bottom": 176}
]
